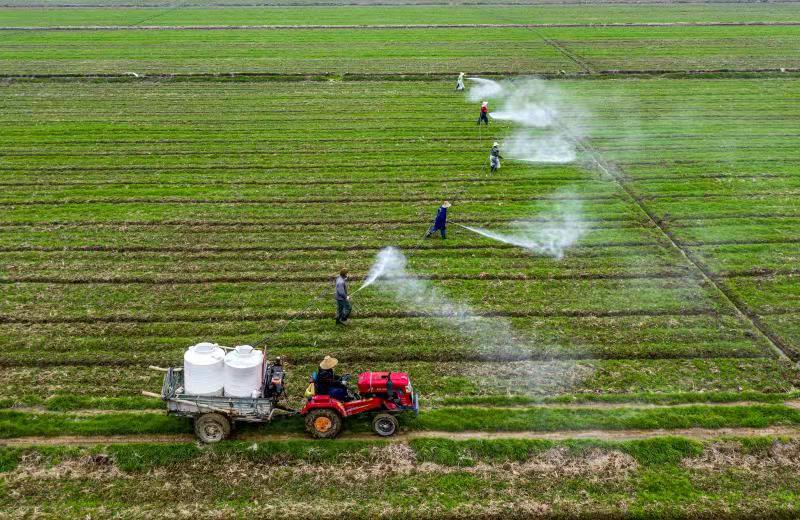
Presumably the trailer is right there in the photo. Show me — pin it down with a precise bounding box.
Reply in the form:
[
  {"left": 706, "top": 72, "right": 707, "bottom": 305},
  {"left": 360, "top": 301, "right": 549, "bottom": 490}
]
[{"left": 148, "top": 360, "right": 293, "bottom": 443}]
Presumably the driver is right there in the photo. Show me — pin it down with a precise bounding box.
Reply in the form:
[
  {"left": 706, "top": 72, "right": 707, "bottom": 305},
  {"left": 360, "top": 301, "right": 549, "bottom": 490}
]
[{"left": 315, "top": 356, "right": 349, "bottom": 401}]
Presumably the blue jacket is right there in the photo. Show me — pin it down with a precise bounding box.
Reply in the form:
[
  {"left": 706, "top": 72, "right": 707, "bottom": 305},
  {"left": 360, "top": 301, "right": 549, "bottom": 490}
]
[
  {"left": 433, "top": 206, "right": 447, "bottom": 229},
  {"left": 334, "top": 275, "right": 348, "bottom": 301}
]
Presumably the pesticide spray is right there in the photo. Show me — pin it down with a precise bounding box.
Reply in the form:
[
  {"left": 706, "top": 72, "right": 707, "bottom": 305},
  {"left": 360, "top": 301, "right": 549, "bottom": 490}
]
[
  {"left": 358, "top": 247, "right": 526, "bottom": 356},
  {"left": 467, "top": 77, "right": 586, "bottom": 164},
  {"left": 353, "top": 248, "right": 394, "bottom": 294},
  {"left": 456, "top": 197, "right": 587, "bottom": 260}
]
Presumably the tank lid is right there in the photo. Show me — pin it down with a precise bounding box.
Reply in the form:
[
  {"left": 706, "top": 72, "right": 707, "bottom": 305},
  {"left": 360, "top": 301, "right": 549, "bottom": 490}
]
[
  {"left": 192, "top": 342, "right": 218, "bottom": 354},
  {"left": 234, "top": 345, "right": 254, "bottom": 356}
]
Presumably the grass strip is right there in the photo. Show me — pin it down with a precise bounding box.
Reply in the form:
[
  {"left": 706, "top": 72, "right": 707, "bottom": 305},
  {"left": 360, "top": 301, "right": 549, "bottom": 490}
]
[
  {"left": 407, "top": 405, "right": 800, "bottom": 432},
  {"left": 438, "top": 391, "right": 800, "bottom": 407},
  {"left": 2, "top": 404, "right": 800, "bottom": 439}
]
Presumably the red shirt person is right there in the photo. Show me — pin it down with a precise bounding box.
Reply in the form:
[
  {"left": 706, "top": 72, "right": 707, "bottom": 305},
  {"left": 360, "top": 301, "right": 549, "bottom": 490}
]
[{"left": 478, "top": 101, "right": 489, "bottom": 125}]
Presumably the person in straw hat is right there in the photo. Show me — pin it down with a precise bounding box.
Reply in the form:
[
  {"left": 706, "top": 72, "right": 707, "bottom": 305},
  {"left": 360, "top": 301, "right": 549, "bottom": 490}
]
[
  {"left": 489, "top": 142, "right": 503, "bottom": 174},
  {"left": 334, "top": 268, "right": 351, "bottom": 326},
  {"left": 425, "top": 201, "right": 451, "bottom": 239},
  {"left": 315, "top": 356, "right": 348, "bottom": 400},
  {"left": 455, "top": 72, "right": 465, "bottom": 91}
]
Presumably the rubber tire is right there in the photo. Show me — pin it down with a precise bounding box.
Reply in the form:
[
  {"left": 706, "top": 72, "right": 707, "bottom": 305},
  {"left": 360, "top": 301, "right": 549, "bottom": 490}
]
[
  {"left": 194, "top": 413, "right": 231, "bottom": 443},
  {"left": 305, "top": 409, "right": 343, "bottom": 439},
  {"left": 372, "top": 413, "right": 399, "bottom": 437}
]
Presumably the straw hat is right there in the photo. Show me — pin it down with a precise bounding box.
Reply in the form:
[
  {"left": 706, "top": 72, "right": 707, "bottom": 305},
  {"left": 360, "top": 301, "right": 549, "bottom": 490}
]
[
  {"left": 493, "top": 142, "right": 499, "bottom": 147},
  {"left": 319, "top": 356, "right": 338, "bottom": 370},
  {"left": 442, "top": 201, "right": 452, "bottom": 208},
  {"left": 481, "top": 101, "right": 488, "bottom": 106}
]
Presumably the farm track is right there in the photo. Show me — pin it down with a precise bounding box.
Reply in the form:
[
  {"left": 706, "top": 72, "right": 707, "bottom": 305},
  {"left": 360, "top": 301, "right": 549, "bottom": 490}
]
[
  {"left": 5, "top": 21, "right": 800, "bottom": 31},
  {"left": 5, "top": 425, "right": 800, "bottom": 447},
  {"left": 13, "top": 400, "right": 797, "bottom": 415}
]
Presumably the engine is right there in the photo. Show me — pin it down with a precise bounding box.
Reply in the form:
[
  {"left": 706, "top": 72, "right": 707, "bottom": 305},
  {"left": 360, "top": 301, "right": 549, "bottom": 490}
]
[
  {"left": 357, "top": 371, "right": 415, "bottom": 407},
  {"left": 262, "top": 358, "right": 286, "bottom": 400}
]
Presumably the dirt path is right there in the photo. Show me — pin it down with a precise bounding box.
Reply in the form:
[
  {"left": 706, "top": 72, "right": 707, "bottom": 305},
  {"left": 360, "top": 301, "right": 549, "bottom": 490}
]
[
  {"left": 3, "top": 21, "right": 800, "bottom": 31},
  {"left": 4, "top": 425, "right": 800, "bottom": 447},
  {"left": 13, "top": 400, "right": 799, "bottom": 416}
]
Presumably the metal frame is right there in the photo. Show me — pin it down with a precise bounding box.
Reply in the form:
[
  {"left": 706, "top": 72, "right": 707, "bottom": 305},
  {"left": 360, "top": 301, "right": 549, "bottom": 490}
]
[{"left": 160, "top": 367, "right": 285, "bottom": 424}]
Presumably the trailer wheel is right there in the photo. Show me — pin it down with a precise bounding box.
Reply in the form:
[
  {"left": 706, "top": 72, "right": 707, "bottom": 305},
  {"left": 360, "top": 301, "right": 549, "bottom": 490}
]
[
  {"left": 305, "top": 409, "right": 342, "bottom": 439},
  {"left": 372, "top": 413, "right": 399, "bottom": 437},
  {"left": 194, "top": 413, "right": 231, "bottom": 443}
]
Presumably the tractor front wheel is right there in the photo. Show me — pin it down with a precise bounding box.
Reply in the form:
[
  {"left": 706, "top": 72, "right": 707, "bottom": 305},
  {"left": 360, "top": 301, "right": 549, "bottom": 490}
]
[
  {"left": 305, "top": 409, "right": 343, "bottom": 439},
  {"left": 194, "top": 413, "right": 231, "bottom": 443},
  {"left": 372, "top": 413, "right": 399, "bottom": 437}
]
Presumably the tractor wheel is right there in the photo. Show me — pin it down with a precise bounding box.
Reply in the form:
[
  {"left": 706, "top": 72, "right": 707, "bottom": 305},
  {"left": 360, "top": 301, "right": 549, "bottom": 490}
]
[
  {"left": 305, "top": 409, "right": 343, "bottom": 439},
  {"left": 194, "top": 413, "right": 231, "bottom": 443},
  {"left": 372, "top": 413, "right": 399, "bottom": 437}
]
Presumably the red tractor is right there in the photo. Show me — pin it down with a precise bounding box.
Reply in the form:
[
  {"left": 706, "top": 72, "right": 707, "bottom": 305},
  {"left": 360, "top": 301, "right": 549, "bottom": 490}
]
[{"left": 302, "top": 371, "right": 419, "bottom": 438}]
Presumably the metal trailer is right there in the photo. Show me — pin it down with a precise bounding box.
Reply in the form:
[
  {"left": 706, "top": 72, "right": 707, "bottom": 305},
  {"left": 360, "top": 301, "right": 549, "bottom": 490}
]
[{"left": 153, "top": 362, "right": 293, "bottom": 443}]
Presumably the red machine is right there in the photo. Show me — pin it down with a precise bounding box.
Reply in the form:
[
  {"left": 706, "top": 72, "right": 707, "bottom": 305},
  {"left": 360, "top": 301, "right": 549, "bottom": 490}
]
[{"left": 301, "top": 371, "right": 419, "bottom": 438}]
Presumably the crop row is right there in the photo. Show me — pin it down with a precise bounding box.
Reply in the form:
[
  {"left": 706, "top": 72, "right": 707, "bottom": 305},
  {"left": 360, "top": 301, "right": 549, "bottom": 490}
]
[
  {"left": 0, "top": 277, "right": 733, "bottom": 317},
  {"left": 0, "top": 311, "right": 774, "bottom": 365},
  {"left": 5, "top": 3, "right": 800, "bottom": 27},
  {"left": 1, "top": 25, "right": 799, "bottom": 75},
  {"left": 4, "top": 357, "right": 796, "bottom": 410},
  {"left": 0, "top": 242, "right": 690, "bottom": 277}
]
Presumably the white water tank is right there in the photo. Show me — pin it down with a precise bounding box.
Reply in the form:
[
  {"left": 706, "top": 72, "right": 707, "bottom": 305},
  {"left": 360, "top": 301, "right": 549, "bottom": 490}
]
[
  {"left": 183, "top": 342, "right": 225, "bottom": 396},
  {"left": 224, "top": 345, "right": 264, "bottom": 398}
]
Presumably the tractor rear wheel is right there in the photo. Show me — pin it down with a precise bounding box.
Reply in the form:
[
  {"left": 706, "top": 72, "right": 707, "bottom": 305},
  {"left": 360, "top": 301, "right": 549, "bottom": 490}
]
[
  {"left": 372, "top": 413, "right": 399, "bottom": 437},
  {"left": 305, "top": 409, "right": 343, "bottom": 439},
  {"left": 194, "top": 413, "right": 231, "bottom": 443}
]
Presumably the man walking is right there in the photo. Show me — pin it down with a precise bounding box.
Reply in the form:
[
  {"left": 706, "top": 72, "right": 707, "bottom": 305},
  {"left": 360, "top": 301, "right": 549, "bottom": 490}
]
[
  {"left": 425, "top": 201, "right": 451, "bottom": 239},
  {"left": 489, "top": 142, "right": 503, "bottom": 173},
  {"left": 477, "top": 101, "right": 489, "bottom": 125},
  {"left": 334, "top": 268, "right": 351, "bottom": 325}
]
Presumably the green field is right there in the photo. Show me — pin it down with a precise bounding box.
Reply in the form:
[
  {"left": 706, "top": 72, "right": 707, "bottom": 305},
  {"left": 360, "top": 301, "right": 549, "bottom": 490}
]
[{"left": 2, "top": 0, "right": 800, "bottom": 516}]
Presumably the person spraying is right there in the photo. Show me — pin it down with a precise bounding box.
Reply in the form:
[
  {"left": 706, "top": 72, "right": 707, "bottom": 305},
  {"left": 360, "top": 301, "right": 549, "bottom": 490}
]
[
  {"left": 334, "top": 268, "right": 351, "bottom": 325},
  {"left": 489, "top": 142, "right": 503, "bottom": 173},
  {"left": 477, "top": 101, "right": 489, "bottom": 125},
  {"left": 425, "top": 201, "right": 451, "bottom": 239},
  {"left": 455, "top": 72, "right": 465, "bottom": 91}
]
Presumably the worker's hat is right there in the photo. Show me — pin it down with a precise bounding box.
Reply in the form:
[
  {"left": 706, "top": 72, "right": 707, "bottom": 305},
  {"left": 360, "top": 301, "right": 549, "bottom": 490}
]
[
  {"left": 320, "top": 356, "right": 338, "bottom": 370},
  {"left": 442, "top": 201, "right": 452, "bottom": 208},
  {"left": 493, "top": 142, "right": 499, "bottom": 147},
  {"left": 481, "top": 101, "right": 488, "bottom": 106}
]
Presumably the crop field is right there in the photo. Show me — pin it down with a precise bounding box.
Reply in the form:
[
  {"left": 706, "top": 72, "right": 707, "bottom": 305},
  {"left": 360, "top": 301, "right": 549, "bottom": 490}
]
[{"left": 2, "top": 0, "right": 800, "bottom": 517}]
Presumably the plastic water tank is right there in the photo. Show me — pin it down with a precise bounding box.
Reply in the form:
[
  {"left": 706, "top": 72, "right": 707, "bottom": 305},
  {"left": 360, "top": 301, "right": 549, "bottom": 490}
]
[
  {"left": 183, "top": 342, "right": 225, "bottom": 396},
  {"left": 224, "top": 345, "right": 264, "bottom": 398}
]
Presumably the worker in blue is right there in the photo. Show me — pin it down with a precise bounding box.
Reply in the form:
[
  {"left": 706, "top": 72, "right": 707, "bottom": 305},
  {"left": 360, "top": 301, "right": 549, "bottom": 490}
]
[{"left": 424, "top": 201, "right": 451, "bottom": 239}]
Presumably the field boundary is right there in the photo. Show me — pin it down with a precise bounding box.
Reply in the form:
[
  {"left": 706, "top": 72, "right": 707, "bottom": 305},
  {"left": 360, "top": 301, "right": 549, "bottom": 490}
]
[
  {"left": 5, "top": 21, "right": 800, "bottom": 30},
  {"left": 2, "top": 69, "right": 798, "bottom": 82}
]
